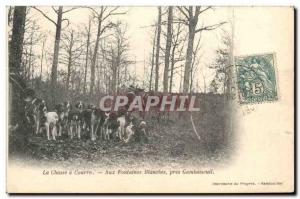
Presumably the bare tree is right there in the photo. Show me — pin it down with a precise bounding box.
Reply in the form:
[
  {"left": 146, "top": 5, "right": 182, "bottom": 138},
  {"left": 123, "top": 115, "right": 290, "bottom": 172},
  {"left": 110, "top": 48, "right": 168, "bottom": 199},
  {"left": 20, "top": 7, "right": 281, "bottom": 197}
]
[
  {"left": 60, "top": 28, "right": 85, "bottom": 92},
  {"left": 169, "top": 21, "right": 185, "bottom": 93},
  {"left": 39, "top": 35, "right": 47, "bottom": 81},
  {"left": 102, "top": 22, "right": 132, "bottom": 93},
  {"left": 177, "top": 6, "right": 225, "bottom": 93},
  {"left": 33, "top": 6, "right": 76, "bottom": 105},
  {"left": 209, "top": 32, "right": 231, "bottom": 94},
  {"left": 24, "top": 24, "right": 34, "bottom": 81},
  {"left": 18, "top": 9, "right": 47, "bottom": 88},
  {"left": 87, "top": 6, "right": 126, "bottom": 96},
  {"left": 190, "top": 32, "right": 203, "bottom": 92},
  {"left": 163, "top": 7, "right": 173, "bottom": 92},
  {"left": 83, "top": 17, "right": 92, "bottom": 95},
  {"left": 149, "top": 25, "right": 157, "bottom": 91},
  {"left": 22, "top": 16, "right": 44, "bottom": 85},
  {"left": 154, "top": 7, "right": 162, "bottom": 92}
]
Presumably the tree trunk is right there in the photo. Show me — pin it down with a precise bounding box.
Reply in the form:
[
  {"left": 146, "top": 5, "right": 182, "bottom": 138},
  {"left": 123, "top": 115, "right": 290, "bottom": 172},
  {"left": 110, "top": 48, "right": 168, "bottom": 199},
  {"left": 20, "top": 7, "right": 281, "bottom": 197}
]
[
  {"left": 111, "top": 65, "right": 117, "bottom": 93},
  {"left": 23, "top": 49, "right": 28, "bottom": 78},
  {"left": 149, "top": 26, "right": 157, "bottom": 91},
  {"left": 189, "top": 65, "right": 194, "bottom": 92},
  {"left": 83, "top": 17, "right": 91, "bottom": 95},
  {"left": 111, "top": 49, "right": 117, "bottom": 93},
  {"left": 183, "top": 24, "right": 195, "bottom": 93},
  {"left": 90, "top": 11, "right": 103, "bottom": 97},
  {"left": 27, "top": 36, "right": 33, "bottom": 81},
  {"left": 179, "top": 65, "right": 183, "bottom": 92},
  {"left": 169, "top": 44, "right": 176, "bottom": 93},
  {"left": 97, "top": 61, "right": 102, "bottom": 95},
  {"left": 154, "top": 7, "right": 162, "bottom": 92},
  {"left": 124, "top": 64, "right": 127, "bottom": 83},
  {"left": 9, "top": 6, "right": 26, "bottom": 74},
  {"left": 40, "top": 37, "right": 46, "bottom": 81},
  {"left": 115, "top": 38, "right": 121, "bottom": 93},
  {"left": 66, "top": 30, "right": 74, "bottom": 91},
  {"left": 9, "top": 6, "right": 27, "bottom": 152},
  {"left": 163, "top": 6, "right": 173, "bottom": 93},
  {"left": 51, "top": 6, "right": 63, "bottom": 106},
  {"left": 116, "top": 62, "right": 120, "bottom": 92}
]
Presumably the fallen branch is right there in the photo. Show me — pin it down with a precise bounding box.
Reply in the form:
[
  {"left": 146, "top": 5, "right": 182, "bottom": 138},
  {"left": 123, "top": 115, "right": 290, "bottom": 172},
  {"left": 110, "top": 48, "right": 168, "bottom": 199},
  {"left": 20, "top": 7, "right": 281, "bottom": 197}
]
[{"left": 190, "top": 113, "right": 201, "bottom": 141}]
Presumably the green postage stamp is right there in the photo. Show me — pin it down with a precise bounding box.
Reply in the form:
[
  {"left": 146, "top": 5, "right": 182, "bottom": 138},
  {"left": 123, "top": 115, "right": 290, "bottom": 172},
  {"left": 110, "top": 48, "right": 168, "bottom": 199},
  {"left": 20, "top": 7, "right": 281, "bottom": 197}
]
[{"left": 235, "top": 53, "right": 278, "bottom": 104}]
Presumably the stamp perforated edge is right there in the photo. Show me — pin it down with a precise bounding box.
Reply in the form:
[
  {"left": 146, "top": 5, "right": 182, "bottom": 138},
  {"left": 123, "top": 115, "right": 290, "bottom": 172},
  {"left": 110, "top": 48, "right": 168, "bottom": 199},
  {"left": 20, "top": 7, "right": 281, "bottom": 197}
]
[{"left": 233, "top": 52, "right": 280, "bottom": 106}]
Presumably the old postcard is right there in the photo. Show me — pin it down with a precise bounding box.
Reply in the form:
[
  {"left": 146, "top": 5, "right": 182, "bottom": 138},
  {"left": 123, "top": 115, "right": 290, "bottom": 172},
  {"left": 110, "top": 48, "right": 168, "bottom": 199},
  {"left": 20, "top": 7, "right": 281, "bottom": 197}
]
[{"left": 6, "top": 6, "right": 294, "bottom": 193}]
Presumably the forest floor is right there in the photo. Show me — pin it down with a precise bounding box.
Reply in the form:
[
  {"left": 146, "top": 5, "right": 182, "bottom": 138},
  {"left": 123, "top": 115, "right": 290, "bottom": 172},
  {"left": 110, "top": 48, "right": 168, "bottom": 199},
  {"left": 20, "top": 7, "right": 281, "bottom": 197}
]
[{"left": 9, "top": 118, "right": 235, "bottom": 169}]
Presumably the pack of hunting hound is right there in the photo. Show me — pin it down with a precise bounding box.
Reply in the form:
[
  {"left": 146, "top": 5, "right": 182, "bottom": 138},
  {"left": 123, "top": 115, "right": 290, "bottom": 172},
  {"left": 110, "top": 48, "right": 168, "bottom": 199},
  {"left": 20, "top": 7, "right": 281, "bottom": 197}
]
[{"left": 24, "top": 93, "right": 149, "bottom": 144}]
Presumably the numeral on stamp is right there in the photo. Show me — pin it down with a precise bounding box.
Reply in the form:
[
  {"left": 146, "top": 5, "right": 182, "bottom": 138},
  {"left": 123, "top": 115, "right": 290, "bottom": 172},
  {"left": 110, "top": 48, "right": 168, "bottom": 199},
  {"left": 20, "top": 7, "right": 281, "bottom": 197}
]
[{"left": 235, "top": 53, "right": 278, "bottom": 104}]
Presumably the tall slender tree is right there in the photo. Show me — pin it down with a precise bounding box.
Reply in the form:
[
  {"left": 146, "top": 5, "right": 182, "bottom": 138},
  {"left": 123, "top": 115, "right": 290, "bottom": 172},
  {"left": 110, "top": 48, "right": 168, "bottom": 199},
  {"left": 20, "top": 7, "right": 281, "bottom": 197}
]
[
  {"left": 88, "top": 6, "right": 126, "bottom": 96},
  {"left": 60, "top": 29, "right": 84, "bottom": 93},
  {"left": 40, "top": 36, "right": 46, "bottom": 81},
  {"left": 83, "top": 17, "right": 92, "bottom": 95},
  {"left": 169, "top": 24, "right": 185, "bottom": 93},
  {"left": 33, "top": 6, "right": 76, "bottom": 105},
  {"left": 149, "top": 25, "right": 157, "bottom": 91},
  {"left": 177, "top": 6, "right": 225, "bottom": 93},
  {"left": 154, "top": 7, "right": 162, "bottom": 92},
  {"left": 163, "top": 6, "right": 173, "bottom": 92}
]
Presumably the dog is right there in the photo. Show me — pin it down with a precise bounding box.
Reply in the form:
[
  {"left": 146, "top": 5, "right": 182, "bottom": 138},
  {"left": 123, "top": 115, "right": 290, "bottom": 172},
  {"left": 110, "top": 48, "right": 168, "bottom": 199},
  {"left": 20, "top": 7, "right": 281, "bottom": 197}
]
[
  {"left": 68, "top": 110, "right": 81, "bottom": 139},
  {"left": 124, "top": 122, "right": 134, "bottom": 143},
  {"left": 44, "top": 112, "right": 59, "bottom": 140},
  {"left": 90, "top": 108, "right": 105, "bottom": 141},
  {"left": 102, "top": 112, "right": 118, "bottom": 140},
  {"left": 117, "top": 115, "right": 126, "bottom": 141},
  {"left": 40, "top": 102, "right": 59, "bottom": 140},
  {"left": 54, "top": 103, "right": 65, "bottom": 137},
  {"left": 79, "top": 104, "right": 104, "bottom": 140},
  {"left": 32, "top": 98, "right": 46, "bottom": 135}
]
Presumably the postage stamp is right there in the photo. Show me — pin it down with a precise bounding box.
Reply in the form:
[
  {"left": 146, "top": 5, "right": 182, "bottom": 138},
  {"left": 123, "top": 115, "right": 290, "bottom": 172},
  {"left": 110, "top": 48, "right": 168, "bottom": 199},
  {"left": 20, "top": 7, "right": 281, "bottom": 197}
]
[{"left": 235, "top": 53, "right": 278, "bottom": 104}]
